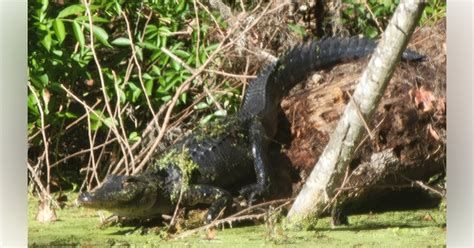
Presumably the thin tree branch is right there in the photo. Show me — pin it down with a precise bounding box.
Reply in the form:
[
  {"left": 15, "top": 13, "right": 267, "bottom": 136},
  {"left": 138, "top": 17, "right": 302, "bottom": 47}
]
[{"left": 28, "top": 83, "right": 51, "bottom": 196}]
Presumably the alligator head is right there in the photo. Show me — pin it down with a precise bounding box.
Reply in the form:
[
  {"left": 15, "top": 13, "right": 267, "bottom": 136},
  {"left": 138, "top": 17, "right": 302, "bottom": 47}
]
[{"left": 77, "top": 174, "right": 172, "bottom": 218}]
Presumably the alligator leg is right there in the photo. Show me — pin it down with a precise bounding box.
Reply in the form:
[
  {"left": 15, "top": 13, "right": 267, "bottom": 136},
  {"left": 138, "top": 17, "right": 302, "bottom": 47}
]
[
  {"left": 239, "top": 118, "right": 270, "bottom": 204},
  {"left": 181, "top": 185, "right": 232, "bottom": 224},
  {"left": 331, "top": 199, "right": 349, "bottom": 227}
]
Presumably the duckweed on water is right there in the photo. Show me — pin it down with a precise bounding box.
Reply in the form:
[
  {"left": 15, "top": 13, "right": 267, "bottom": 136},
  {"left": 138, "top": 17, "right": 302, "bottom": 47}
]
[{"left": 28, "top": 192, "right": 446, "bottom": 247}]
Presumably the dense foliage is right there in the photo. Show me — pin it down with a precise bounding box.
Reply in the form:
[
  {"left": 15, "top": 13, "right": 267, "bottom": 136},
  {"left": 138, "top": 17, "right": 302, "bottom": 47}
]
[
  {"left": 28, "top": 0, "right": 241, "bottom": 192},
  {"left": 27, "top": 0, "right": 445, "bottom": 194},
  {"left": 338, "top": 0, "right": 445, "bottom": 37}
]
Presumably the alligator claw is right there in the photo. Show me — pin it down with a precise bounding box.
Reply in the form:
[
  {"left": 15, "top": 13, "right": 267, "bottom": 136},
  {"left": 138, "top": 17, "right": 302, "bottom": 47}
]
[{"left": 239, "top": 184, "right": 265, "bottom": 205}]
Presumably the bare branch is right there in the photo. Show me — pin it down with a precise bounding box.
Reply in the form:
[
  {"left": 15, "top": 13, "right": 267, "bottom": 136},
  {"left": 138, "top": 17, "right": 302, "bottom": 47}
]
[
  {"left": 82, "top": 0, "right": 134, "bottom": 171},
  {"left": 28, "top": 83, "right": 51, "bottom": 196}
]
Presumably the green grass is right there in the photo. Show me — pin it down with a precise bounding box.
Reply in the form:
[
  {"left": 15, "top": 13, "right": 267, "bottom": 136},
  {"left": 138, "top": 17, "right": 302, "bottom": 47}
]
[{"left": 28, "top": 193, "right": 446, "bottom": 247}]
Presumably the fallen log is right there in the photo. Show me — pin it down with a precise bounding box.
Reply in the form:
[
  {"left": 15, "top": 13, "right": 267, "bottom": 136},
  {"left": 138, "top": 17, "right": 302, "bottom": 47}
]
[{"left": 271, "top": 19, "right": 446, "bottom": 224}]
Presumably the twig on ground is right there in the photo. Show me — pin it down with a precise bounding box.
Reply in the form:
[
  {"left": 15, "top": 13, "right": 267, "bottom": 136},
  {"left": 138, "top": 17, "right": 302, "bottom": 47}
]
[
  {"left": 400, "top": 174, "right": 445, "bottom": 197},
  {"left": 169, "top": 186, "right": 185, "bottom": 230},
  {"left": 171, "top": 198, "right": 293, "bottom": 240}
]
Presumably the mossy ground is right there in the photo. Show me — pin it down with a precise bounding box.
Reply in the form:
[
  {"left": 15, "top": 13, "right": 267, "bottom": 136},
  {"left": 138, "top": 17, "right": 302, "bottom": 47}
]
[{"left": 28, "top": 193, "right": 446, "bottom": 247}]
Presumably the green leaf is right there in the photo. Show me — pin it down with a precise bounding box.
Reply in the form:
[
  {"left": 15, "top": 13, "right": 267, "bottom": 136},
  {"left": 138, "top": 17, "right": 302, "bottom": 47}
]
[
  {"left": 84, "top": 24, "right": 112, "bottom": 48},
  {"left": 199, "top": 50, "right": 207, "bottom": 65},
  {"left": 90, "top": 119, "right": 102, "bottom": 130},
  {"left": 111, "top": 37, "right": 131, "bottom": 46},
  {"left": 57, "top": 4, "right": 85, "bottom": 18},
  {"left": 113, "top": 1, "right": 122, "bottom": 15},
  {"left": 143, "top": 73, "right": 153, "bottom": 80},
  {"left": 200, "top": 114, "right": 213, "bottom": 125},
  {"left": 73, "top": 16, "right": 110, "bottom": 23},
  {"left": 194, "top": 102, "right": 209, "bottom": 110},
  {"left": 142, "top": 42, "right": 159, "bottom": 50},
  {"left": 103, "top": 117, "right": 117, "bottom": 128},
  {"left": 41, "top": 0, "right": 49, "bottom": 12},
  {"left": 145, "top": 80, "right": 153, "bottom": 96},
  {"left": 72, "top": 21, "right": 85, "bottom": 49},
  {"left": 171, "top": 60, "right": 181, "bottom": 71},
  {"left": 53, "top": 19, "right": 66, "bottom": 44},
  {"left": 158, "top": 73, "right": 180, "bottom": 93},
  {"left": 160, "top": 95, "right": 171, "bottom": 102},
  {"left": 365, "top": 25, "right": 378, "bottom": 38},
  {"left": 176, "top": 0, "right": 187, "bottom": 12},
  {"left": 150, "top": 50, "right": 163, "bottom": 62},
  {"left": 173, "top": 49, "right": 190, "bottom": 59},
  {"left": 89, "top": 111, "right": 103, "bottom": 130},
  {"left": 116, "top": 85, "right": 126, "bottom": 104},
  {"left": 52, "top": 49, "right": 63, "bottom": 57},
  {"left": 41, "top": 32, "right": 52, "bottom": 51},
  {"left": 135, "top": 45, "right": 143, "bottom": 61},
  {"left": 151, "top": 65, "right": 161, "bottom": 76},
  {"left": 204, "top": 43, "right": 219, "bottom": 53},
  {"left": 160, "top": 36, "right": 168, "bottom": 48},
  {"left": 180, "top": 92, "right": 187, "bottom": 103},
  {"left": 128, "top": 132, "right": 140, "bottom": 143},
  {"left": 39, "top": 73, "right": 49, "bottom": 86},
  {"left": 128, "top": 82, "right": 142, "bottom": 102},
  {"left": 287, "top": 23, "right": 306, "bottom": 38},
  {"left": 158, "top": 26, "right": 171, "bottom": 36},
  {"left": 214, "top": 109, "right": 227, "bottom": 117},
  {"left": 64, "top": 111, "right": 78, "bottom": 119},
  {"left": 28, "top": 94, "right": 40, "bottom": 116}
]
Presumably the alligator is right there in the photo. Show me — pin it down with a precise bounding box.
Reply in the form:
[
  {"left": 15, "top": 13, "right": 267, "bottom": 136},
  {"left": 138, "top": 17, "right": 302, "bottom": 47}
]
[{"left": 77, "top": 37, "right": 424, "bottom": 224}]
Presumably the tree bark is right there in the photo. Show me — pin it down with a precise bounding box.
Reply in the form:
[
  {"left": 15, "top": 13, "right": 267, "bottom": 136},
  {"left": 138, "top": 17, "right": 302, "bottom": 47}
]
[{"left": 286, "top": 0, "right": 426, "bottom": 225}]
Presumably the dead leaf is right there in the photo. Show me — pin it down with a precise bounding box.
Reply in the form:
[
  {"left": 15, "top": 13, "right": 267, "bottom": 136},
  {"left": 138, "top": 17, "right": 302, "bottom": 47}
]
[
  {"left": 85, "top": 79, "right": 94, "bottom": 87},
  {"left": 436, "top": 96, "right": 446, "bottom": 117},
  {"left": 310, "top": 73, "right": 323, "bottom": 85},
  {"left": 428, "top": 124, "right": 440, "bottom": 141},
  {"left": 42, "top": 88, "right": 51, "bottom": 106},
  {"left": 422, "top": 214, "right": 433, "bottom": 221},
  {"left": 331, "top": 87, "right": 345, "bottom": 104},
  {"left": 410, "top": 86, "right": 436, "bottom": 112},
  {"left": 204, "top": 227, "right": 217, "bottom": 240}
]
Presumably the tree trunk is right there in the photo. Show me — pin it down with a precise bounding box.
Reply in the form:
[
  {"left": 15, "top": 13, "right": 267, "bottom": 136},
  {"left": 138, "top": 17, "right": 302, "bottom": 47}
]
[{"left": 286, "top": 0, "right": 426, "bottom": 225}]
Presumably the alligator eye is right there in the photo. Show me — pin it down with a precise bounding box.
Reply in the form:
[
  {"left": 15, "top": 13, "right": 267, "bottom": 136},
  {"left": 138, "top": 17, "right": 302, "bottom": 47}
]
[
  {"left": 122, "top": 177, "right": 138, "bottom": 188},
  {"left": 122, "top": 181, "right": 130, "bottom": 188}
]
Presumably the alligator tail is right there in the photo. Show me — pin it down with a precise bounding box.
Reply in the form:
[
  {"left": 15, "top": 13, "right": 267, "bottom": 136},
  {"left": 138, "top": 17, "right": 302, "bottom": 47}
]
[
  {"left": 269, "top": 36, "right": 423, "bottom": 100},
  {"left": 239, "top": 37, "right": 423, "bottom": 118}
]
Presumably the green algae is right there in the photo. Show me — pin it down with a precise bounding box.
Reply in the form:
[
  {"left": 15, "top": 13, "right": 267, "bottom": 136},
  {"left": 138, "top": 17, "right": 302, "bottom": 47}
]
[
  {"left": 28, "top": 193, "right": 446, "bottom": 247},
  {"left": 194, "top": 116, "right": 246, "bottom": 141},
  {"left": 152, "top": 148, "right": 199, "bottom": 203}
]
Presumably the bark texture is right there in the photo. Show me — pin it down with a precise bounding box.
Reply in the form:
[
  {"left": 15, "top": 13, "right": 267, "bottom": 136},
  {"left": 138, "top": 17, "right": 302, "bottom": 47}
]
[{"left": 286, "top": 0, "right": 426, "bottom": 223}]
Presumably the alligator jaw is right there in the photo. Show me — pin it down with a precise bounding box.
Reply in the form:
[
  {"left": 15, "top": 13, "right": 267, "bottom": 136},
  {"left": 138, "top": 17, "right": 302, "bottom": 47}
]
[{"left": 77, "top": 192, "right": 102, "bottom": 209}]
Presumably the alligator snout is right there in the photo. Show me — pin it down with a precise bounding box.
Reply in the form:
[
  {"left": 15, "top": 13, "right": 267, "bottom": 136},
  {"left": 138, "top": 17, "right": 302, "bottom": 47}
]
[{"left": 77, "top": 192, "right": 95, "bottom": 207}]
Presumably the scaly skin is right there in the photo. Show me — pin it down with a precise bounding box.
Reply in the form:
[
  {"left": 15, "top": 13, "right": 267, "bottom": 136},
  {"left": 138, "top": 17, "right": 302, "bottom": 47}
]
[{"left": 77, "top": 37, "right": 424, "bottom": 224}]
